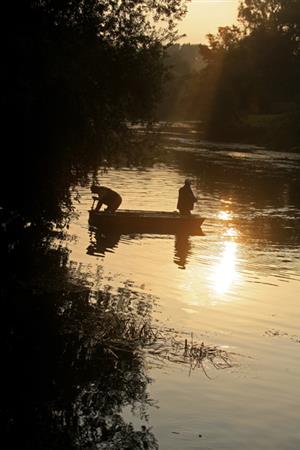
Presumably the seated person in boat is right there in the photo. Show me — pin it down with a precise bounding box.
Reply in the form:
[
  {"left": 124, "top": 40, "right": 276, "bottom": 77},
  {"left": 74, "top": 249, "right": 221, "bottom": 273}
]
[
  {"left": 91, "top": 185, "right": 122, "bottom": 213},
  {"left": 177, "top": 179, "right": 197, "bottom": 215}
]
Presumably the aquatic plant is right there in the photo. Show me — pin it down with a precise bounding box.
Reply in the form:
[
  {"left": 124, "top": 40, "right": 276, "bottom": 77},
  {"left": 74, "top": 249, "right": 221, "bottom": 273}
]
[{"left": 146, "top": 330, "right": 235, "bottom": 378}]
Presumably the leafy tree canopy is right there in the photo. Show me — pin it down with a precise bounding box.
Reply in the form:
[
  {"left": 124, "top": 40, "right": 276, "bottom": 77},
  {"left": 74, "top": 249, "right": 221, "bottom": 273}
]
[
  {"left": 1, "top": 0, "right": 188, "bottom": 224},
  {"left": 195, "top": 0, "right": 300, "bottom": 144}
]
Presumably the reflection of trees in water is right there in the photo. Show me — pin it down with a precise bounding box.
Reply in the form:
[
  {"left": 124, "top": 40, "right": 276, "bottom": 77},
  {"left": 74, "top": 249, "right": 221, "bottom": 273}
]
[{"left": 1, "top": 237, "right": 158, "bottom": 449}]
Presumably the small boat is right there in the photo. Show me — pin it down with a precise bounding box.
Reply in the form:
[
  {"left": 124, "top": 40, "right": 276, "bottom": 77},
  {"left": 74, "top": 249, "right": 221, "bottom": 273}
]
[{"left": 88, "top": 209, "right": 205, "bottom": 235}]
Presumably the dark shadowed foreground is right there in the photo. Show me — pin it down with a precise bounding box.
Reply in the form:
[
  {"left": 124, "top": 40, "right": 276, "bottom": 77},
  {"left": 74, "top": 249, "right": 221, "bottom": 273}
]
[{"left": 1, "top": 233, "right": 159, "bottom": 449}]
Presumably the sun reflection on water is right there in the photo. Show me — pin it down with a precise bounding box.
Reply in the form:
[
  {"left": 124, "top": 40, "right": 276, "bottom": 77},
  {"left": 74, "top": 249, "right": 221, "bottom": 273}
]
[
  {"left": 224, "top": 227, "right": 239, "bottom": 238},
  {"left": 178, "top": 227, "right": 240, "bottom": 307},
  {"left": 212, "top": 240, "right": 238, "bottom": 295},
  {"left": 218, "top": 211, "right": 232, "bottom": 221}
]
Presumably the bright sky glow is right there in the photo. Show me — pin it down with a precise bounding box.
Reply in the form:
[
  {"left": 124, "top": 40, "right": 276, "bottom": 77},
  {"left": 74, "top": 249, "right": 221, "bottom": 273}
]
[{"left": 178, "top": 0, "right": 240, "bottom": 44}]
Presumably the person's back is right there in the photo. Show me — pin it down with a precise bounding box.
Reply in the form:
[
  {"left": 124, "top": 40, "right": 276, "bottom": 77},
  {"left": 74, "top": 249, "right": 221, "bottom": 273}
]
[
  {"left": 177, "top": 179, "right": 197, "bottom": 215},
  {"left": 91, "top": 185, "right": 122, "bottom": 212}
]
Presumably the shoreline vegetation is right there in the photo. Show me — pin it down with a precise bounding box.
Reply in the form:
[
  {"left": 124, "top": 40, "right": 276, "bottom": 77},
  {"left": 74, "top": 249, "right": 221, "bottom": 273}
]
[
  {"left": 1, "top": 3, "right": 190, "bottom": 446},
  {"left": 2, "top": 1, "right": 300, "bottom": 447}
]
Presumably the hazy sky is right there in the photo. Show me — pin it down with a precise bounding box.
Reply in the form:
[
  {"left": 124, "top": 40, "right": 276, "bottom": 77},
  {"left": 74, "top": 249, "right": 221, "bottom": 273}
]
[{"left": 178, "top": 0, "right": 240, "bottom": 44}]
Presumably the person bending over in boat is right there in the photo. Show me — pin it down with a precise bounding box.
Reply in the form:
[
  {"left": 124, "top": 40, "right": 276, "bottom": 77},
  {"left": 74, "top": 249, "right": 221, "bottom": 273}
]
[
  {"left": 177, "top": 179, "right": 197, "bottom": 215},
  {"left": 91, "top": 185, "right": 122, "bottom": 213}
]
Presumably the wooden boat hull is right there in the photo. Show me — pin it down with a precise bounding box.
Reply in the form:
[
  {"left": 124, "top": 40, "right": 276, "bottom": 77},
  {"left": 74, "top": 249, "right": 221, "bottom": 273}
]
[{"left": 88, "top": 209, "right": 205, "bottom": 235}]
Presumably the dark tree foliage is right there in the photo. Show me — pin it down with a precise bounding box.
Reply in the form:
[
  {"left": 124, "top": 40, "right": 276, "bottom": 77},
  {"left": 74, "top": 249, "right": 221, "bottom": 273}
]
[
  {"left": 196, "top": 0, "right": 300, "bottom": 144},
  {"left": 1, "top": 0, "right": 188, "bottom": 225},
  {"left": 1, "top": 3, "right": 190, "bottom": 446}
]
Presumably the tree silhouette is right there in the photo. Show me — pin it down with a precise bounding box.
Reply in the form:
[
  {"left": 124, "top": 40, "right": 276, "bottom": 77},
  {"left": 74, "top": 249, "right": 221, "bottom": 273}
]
[
  {"left": 193, "top": 0, "right": 300, "bottom": 144},
  {"left": 1, "top": 0, "right": 188, "bottom": 225}
]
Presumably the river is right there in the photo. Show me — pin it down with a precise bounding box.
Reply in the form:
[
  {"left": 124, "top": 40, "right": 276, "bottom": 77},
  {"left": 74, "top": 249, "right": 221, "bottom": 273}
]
[{"left": 63, "top": 123, "right": 300, "bottom": 449}]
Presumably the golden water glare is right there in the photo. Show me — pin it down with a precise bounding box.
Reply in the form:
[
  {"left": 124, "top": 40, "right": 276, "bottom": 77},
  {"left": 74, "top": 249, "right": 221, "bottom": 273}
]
[
  {"left": 212, "top": 239, "right": 238, "bottom": 295},
  {"left": 224, "top": 226, "right": 239, "bottom": 238},
  {"left": 218, "top": 210, "right": 232, "bottom": 221}
]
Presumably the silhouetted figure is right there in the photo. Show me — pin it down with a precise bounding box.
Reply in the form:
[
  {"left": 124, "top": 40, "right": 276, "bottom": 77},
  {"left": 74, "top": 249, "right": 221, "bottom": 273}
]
[
  {"left": 177, "top": 179, "right": 197, "bottom": 215},
  {"left": 91, "top": 185, "right": 122, "bottom": 212}
]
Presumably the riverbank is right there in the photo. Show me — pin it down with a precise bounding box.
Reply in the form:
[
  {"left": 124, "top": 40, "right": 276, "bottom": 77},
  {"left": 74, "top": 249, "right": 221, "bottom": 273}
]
[
  {"left": 202, "top": 112, "right": 300, "bottom": 151},
  {"left": 154, "top": 113, "right": 300, "bottom": 151}
]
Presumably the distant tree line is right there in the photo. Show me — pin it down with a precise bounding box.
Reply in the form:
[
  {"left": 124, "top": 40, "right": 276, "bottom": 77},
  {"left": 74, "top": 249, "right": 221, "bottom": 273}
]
[{"left": 1, "top": 0, "right": 188, "bottom": 225}]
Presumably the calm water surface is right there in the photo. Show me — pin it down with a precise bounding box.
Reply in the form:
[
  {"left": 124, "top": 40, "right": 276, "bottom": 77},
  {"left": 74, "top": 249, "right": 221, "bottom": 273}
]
[{"left": 65, "top": 125, "right": 300, "bottom": 449}]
